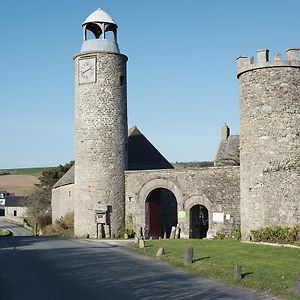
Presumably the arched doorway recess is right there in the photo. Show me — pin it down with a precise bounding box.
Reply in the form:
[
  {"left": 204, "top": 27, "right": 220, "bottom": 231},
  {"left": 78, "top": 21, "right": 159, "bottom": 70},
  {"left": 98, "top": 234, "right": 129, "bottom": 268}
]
[
  {"left": 189, "top": 204, "right": 209, "bottom": 239},
  {"left": 145, "top": 188, "right": 178, "bottom": 238}
]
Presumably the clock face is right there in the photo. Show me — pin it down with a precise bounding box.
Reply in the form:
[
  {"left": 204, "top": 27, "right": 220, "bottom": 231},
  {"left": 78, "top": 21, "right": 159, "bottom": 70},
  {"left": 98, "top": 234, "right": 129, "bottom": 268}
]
[{"left": 79, "top": 57, "right": 96, "bottom": 84}]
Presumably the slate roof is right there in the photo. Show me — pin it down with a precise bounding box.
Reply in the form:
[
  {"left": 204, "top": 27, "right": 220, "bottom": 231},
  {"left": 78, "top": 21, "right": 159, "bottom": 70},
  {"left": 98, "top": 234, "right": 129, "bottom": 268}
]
[
  {"left": 52, "top": 165, "right": 75, "bottom": 188},
  {"left": 5, "top": 196, "right": 26, "bottom": 207},
  {"left": 53, "top": 126, "right": 173, "bottom": 189},
  {"left": 128, "top": 126, "right": 173, "bottom": 171},
  {"left": 215, "top": 135, "right": 240, "bottom": 166}
]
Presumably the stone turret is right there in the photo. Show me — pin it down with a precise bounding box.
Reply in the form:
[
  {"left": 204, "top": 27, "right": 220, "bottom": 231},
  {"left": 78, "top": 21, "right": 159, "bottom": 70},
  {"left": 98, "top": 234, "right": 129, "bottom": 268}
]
[
  {"left": 237, "top": 48, "right": 300, "bottom": 240},
  {"left": 74, "top": 8, "right": 128, "bottom": 238}
]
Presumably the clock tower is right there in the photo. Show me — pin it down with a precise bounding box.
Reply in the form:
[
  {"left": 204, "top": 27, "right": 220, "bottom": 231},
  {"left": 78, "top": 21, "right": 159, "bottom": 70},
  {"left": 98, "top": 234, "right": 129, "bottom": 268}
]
[{"left": 73, "top": 8, "right": 128, "bottom": 238}]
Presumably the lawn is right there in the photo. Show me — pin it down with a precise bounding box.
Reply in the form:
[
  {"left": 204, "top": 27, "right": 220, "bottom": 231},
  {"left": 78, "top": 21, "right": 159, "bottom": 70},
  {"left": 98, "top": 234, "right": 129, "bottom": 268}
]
[{"left": 129, "top": 239, "right": 300, "bottom": 300}]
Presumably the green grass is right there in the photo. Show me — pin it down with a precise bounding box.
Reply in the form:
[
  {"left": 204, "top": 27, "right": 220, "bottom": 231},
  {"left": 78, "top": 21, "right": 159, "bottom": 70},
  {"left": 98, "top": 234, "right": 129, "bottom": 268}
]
[
  {"left": 0, "top": 167, "right": 54, "bottom": 176},
  {"left": 129, "top": 239, "right": 300, "bottom": 300}
]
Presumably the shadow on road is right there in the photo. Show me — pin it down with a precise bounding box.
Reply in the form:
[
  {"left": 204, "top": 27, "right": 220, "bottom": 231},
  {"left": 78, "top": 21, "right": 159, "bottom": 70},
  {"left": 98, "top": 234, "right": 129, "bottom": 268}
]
[{"left": 0, "top": 236, "right": 272, "bottom": 300}]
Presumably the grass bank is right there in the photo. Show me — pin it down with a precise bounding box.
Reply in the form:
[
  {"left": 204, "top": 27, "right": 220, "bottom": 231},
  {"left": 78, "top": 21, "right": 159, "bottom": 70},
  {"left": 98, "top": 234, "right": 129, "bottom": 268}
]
[
  {"left": 0, "top": 227, "right": 11, "bottom": 236},
  {"left": 129, "top": 239, "right": 300, "bottom": 300}
]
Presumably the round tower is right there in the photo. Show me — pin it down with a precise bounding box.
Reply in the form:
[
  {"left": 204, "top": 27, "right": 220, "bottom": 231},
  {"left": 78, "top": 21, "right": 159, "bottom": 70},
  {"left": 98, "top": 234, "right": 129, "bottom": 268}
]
[
  {"left": 237, "top": 48, "right": 300, "bottom": 240},
  {"left": 74, "top": 8, "right": 128, "bottom": 238}
]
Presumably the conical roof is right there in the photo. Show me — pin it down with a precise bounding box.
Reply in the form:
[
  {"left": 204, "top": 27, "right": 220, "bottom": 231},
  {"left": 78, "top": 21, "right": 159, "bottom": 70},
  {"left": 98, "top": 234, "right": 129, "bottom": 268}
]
[{"left": 83, "top": 8, "right": 117, "bottom": 26}]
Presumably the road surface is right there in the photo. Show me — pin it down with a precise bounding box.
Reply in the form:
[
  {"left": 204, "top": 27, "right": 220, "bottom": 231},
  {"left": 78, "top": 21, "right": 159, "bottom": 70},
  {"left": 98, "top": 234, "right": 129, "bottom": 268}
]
[
  {"left": 0, "top": 217, "right": 32, "bottom": 236},
  {"left": 0, "top": 236, "right": 274, "bottom": 300}
]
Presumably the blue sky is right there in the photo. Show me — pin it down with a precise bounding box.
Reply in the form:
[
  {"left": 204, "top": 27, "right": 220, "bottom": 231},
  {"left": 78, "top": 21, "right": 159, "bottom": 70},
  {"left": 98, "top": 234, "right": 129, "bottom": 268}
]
[{"left": 0, "top": 0, "right": 299, "bottom": 168}]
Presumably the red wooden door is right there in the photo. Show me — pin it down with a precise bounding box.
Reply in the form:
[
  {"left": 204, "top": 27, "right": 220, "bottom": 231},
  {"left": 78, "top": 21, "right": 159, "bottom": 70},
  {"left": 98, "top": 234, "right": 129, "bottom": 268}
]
[{"left": 147, "top": 190, "right": 161, "bottom": 238}]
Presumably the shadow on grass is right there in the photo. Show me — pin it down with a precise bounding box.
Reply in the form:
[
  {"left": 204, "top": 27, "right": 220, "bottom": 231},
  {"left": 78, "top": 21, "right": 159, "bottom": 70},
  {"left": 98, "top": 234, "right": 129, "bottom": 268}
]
[
  {"left": 241, "top": 272, "right": 253, "bottom": 279},
  {"left": 193, "top": 256, "right": 210, "bottom": 263}
]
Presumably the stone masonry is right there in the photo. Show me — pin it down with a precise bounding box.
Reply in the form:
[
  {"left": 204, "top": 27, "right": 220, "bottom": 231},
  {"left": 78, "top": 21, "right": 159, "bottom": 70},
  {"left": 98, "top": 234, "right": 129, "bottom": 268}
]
[
  {"left": 238, "top": 48, "right": 300, "bottom": 240},
  {"left": 74, "top": 51, "right": 128, "bottom": 238},
  {"left": 125, "top": 167, "right": 240, "bottom": 238},
  {"left": 52, "top": 8, "right": 300, "bottom": 241}
]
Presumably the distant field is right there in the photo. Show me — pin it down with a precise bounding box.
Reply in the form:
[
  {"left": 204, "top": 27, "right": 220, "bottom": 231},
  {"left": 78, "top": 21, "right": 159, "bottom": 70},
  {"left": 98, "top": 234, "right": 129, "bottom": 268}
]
[
  {"left": 0, "top": 167, "right": 53, "bottom": 177},
  {"left": 0, "top": 167, "right": 53, "bottom": 196},
  {"left": 0, "top": 175, "right": 39, "bottom": 196}
]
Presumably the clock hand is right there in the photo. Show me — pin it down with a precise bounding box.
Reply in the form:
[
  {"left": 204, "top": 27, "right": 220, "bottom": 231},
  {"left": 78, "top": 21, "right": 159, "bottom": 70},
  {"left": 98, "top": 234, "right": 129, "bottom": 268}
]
[{"left": 82, "top": 66, "right": 92, "bottom": 74}]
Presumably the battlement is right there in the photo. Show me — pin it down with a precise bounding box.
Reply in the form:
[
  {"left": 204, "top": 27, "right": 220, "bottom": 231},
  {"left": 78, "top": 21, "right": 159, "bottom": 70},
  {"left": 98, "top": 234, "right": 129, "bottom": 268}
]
[{"left": 237, "top": 48, "right": 300, "bottom": 78}]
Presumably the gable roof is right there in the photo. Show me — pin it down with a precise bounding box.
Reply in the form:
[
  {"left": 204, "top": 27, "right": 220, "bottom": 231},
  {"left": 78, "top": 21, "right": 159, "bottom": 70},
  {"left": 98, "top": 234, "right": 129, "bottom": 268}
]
[
  {"left": 53, "top": 126, "right": 173, "bottom": 189},
  {"left": 215, "top": 135, "right": 240, "bottom": 166},
  {"left": 5, "top": 196, "right": 26, "bottom": 207},
  {"left": 52, "top": 165, "right": 75, "bottom": 188},
  {"left": 128, "top": 126, "right": 173, "bottom": 171}
]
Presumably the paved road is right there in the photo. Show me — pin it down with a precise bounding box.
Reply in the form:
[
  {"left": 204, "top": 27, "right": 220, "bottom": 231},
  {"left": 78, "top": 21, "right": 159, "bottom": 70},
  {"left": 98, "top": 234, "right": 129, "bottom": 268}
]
[
  {"left": 0, "top": 218, "right": 32, "bottom": 236},
  {"left": 0, "top": 237, "right": 275, "bottom": 300}
]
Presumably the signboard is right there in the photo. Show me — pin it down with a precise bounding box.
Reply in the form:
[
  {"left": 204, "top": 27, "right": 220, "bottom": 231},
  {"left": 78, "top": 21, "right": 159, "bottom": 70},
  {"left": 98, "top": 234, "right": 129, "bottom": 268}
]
[
  {"left": 212, "top": 212, "right": 224, "bottom": 223},
  {"left": 178, "top": 210, "right": 186, "bottom": 219}
]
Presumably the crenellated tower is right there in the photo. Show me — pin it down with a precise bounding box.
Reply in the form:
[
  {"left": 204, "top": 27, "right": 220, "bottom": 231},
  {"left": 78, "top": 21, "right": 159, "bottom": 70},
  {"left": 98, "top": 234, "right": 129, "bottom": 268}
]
[
  {"left": 237, "top": 48, "right": 300, "bottom": 240},
  {"left": 74, "top": 8, "right": 128, "bottom": 238}
]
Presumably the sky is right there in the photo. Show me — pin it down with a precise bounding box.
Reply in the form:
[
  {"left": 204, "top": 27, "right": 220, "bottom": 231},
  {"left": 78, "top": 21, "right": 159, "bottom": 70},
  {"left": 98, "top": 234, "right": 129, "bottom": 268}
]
[{"left": 0, "top": 0, "right": 300, "bottom": 168}]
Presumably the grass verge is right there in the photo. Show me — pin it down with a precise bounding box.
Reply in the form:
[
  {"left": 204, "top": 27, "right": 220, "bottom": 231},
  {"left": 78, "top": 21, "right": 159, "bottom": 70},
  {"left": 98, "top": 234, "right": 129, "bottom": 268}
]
[
  {"left": 129, "top": 239, "right": 300, "bottom": 300},
  {"left": 0, "top": 227, "right": 11, "bottom": 236}
]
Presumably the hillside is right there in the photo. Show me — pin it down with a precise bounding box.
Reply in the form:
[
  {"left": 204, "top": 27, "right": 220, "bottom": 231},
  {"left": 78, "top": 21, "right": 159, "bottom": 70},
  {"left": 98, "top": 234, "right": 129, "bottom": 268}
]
[
  {"left": 0, "top": 167, "right": 53, "bottom": 196},
  {"left": 0, "top": 174, "right": 39, "bottom": 196}
]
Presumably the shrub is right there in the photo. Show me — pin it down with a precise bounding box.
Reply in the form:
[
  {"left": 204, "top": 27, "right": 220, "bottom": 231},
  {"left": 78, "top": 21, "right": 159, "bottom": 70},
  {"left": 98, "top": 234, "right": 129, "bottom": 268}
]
[
  {"left": 251, "top": 225, "right": 300, "bottom": 245},
  {"left": 118, "top": 227, "right": 135, "bottom": 238},
  {"left": 43, "top": 212, "right": 74, "bottom": 237},
  {"left": 213, "top": 227, "right": 241, "bottom": 241}
]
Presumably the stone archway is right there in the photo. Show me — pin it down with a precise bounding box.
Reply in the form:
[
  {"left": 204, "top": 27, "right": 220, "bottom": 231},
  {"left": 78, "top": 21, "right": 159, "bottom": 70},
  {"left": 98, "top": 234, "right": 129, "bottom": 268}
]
[
  {"left": 184, "top": 195, "right": 212, "bottom": 239},
  {"left": 145, "top": 188, "right": 178, "bottom": 238},
  {"left": 189, "top": 204, "right": 209, "bottom": 238}
]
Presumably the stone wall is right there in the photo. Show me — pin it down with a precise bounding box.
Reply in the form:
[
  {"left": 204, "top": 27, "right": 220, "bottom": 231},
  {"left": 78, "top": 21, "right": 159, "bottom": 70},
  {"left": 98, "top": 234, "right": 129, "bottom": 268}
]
[
  {"left": 74, "top": 51, "right": 128, "bottom": 238},
  {"left": 125, "top": 166, "right": 240, "bottom": 238},
  {"left": 52, "top": 183, "right": 74, "bottom": 221},
  {"left": 238, "top": 48, "right": 300, "bottom": 239},
  {"left": 5, "top": 207, "right": 27, "bottom": 218}
]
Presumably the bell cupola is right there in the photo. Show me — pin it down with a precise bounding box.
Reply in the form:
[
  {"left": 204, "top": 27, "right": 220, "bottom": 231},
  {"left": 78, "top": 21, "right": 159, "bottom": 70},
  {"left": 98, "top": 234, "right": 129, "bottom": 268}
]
[{"left": 81, "top": 8, "right": 120, "bottom": 53}]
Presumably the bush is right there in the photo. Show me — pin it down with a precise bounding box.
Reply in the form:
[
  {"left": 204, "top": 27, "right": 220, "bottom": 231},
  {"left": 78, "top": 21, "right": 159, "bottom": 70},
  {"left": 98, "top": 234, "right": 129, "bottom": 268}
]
[
  {"left": 213, "top": 227, "right": 241, "bottom": 241},
  {"left": 43, "top": 212, "right": 74, "bottom": 237},
  {"left": 251, "top": 225, "right": 300, "bottom": 245},
  {"left": 118, "top": 227, "right": 135, "bottom": 238}
]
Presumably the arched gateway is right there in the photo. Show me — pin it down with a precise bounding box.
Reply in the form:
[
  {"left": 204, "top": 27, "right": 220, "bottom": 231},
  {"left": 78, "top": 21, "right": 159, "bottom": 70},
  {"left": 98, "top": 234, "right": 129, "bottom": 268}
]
[
  {"left": 189, "top": 204, "right": 209, "bottom": 239},
  {"left": 145, "top": 188, "right": 177, "bottom": 238}
]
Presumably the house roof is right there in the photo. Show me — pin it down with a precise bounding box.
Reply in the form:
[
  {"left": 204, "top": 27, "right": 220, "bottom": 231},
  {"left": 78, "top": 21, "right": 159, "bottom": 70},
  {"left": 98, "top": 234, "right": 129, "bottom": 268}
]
[
  {"left": 127, "top": 126, "right": 173, "bottom": 170},
  {"left": 53, "top": 126, "right": 173, "bottom": 189},
  {"left": 5, "top": 196, "right": 26, "bottom": 207},
  {"left": 52, "top": 165, "right": 75, "bottom": 188},
  {"left": 215, "top": 135, "right": 240, "bottom": 166}
]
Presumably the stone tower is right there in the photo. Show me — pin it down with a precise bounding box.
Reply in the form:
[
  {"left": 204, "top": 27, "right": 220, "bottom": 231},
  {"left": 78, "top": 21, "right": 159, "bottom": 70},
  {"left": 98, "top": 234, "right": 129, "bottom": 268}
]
[
  {"left": 237, "top": 48, "right": 300, "bottom": 240},
  {"left": 74, "top": 8, "right": 128, "bottom": 238}
]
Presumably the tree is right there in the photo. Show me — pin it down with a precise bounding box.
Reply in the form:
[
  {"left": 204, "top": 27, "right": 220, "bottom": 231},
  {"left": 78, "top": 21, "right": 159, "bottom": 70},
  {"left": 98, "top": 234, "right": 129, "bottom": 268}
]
[{"left": 26, "top": 161, "right": 74, "bottom": 230}]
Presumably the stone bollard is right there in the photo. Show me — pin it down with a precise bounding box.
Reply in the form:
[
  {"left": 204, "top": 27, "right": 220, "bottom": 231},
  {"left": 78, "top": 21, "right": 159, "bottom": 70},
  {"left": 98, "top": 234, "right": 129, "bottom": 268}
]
[
  {"left": 234, "top": 265, "right": 242, "bottom": 280},
  {"left": 149, "top": 236, "right": 153, "bottom": 240},
  {"left": 134, "top": 236, "right": 139, "bottom": 244},
  {"left": 183, "top": 245, "right": 193, "bottom": 266},
  {"left": 170, "top": 226, "right": 176, "bottom": 239},
  {"left": 295, "top": 273, "right": 300, "bottom": 296},
  {"left": 163, "top": 231, "right": 167, "bottom": 240},
  {"left": 156, "top": 247, "right": 165, "bottom": 257},
  {"left": 175, "top": 224, "right": 180, "bottom": 239},
  {"left": 104, "top": 225, "right": 110, "bottom": 238},
  {"left": 139, "top": 239, "right": 145, "bottom": 249}
]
